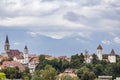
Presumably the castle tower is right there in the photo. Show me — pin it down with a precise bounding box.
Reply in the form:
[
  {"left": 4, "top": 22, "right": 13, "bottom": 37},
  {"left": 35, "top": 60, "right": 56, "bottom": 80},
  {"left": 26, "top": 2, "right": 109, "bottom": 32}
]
[
  {"left": 108, "top": 49, "right": 116, "bottom": 63},
  {"left": 4, "top": 35, "right": 10, "bottom": 53},
  {"left": 23, "top": 45, "right": 29, "bottom": 64},
  {"left": 97, "top": 44, "right": 103, "bottom": 60}
]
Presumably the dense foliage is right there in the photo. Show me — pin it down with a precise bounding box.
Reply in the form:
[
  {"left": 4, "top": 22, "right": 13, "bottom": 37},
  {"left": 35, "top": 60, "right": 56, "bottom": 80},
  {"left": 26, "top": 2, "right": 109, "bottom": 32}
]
[
  {"left": 36, "top": 53, "right": 120, "bottom": 80},
  {"left": 0, "top": 53, "right": 120, "bottom": 80}
]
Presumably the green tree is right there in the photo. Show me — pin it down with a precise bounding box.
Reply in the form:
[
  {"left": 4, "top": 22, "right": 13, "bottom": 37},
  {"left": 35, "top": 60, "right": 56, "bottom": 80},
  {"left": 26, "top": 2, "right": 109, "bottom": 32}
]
[
  {"left": 0, "top": 72, "right": 6, "bottom": 80},
  {"left": 21, "top": 67, "right": 31, "bottom": 80},
  {"left": 61, "top": 75, "right": 73, "bottom": 80},
  {"left": 92, "top": 54, "right": 99, "bottom": 65},
  {"left": 94, "top": 64, "right": 104, "bottom": 76},
  {"left": 89, "top": 72, "right": 96, "bottom": 80},
  {"left": 73, "top": 76, "right": 79, "bottom": 80},
  {"left": 32, "top": 65, "right": 57, "bottom": 80},
  {"left": 70, "top": 53, "right": 84, "bottom": 68},
  {"left": 77, "top": 66, "right": 96, "bottom": 80},
  {"left": 1, "top": 67, "right": 22, "bottom": 79},
  {"left": 79, "top": 53, "right": 84, "bottom": 63}
]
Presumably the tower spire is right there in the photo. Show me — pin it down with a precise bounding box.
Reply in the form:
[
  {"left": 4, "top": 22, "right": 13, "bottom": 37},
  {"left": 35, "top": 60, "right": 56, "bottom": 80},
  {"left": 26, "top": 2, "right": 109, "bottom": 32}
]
[
  {"left": 4, "top": 35, "right": 10, "bottom": 53},
  {"left": 5, "top": 35, "right": 9, "bottom": 43},
  {"left": 24, "top": 45, "right": 28, "bottom": 49}
]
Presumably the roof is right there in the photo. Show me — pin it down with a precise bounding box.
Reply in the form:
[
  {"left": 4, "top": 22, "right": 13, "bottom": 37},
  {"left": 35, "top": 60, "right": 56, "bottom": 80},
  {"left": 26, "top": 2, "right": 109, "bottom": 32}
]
[
  {"left": 5, "top": 35, "right": 9, "bottom": 43},
  {"left": 14, "top": 55, "right": 24, "bottom": 59},
  {"left": 1, "top": 61, "right": 25, "bottom": 71},
  {"left": 64, "top": 68, "right": 77, "bottom": 73},
  {"left": 97, "top": 44, "right": 103, "bottom": 50},
  {"left": 59, "top": 73, "right": 77, "bottom": 78},
  {"left": 110, "top": 49, "right": 116, "bottom": 56},
  {"left": 24, "top": 45, "right": 28, "bottom": 49},
  {"left": 29, "top": 57, "right": 39, "bottom": 62},
  {"left": 8, "top": 49, "right": 23, "bottom": 58}
]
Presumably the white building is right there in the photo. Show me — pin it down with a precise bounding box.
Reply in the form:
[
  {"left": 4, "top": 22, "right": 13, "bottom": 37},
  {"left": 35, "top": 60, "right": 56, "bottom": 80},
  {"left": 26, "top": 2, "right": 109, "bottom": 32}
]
[
  {"left": 23, "top": 45, "right": 29, "bottom": 64},
  {"left": 108, "top": 49, "right": 116, "bottom": 63},
  {"left": 97, "top": 45, "right": 103, "bottom": 60},
  {"left": 84, "top": 54, "right": 92, "bottom": 63}
]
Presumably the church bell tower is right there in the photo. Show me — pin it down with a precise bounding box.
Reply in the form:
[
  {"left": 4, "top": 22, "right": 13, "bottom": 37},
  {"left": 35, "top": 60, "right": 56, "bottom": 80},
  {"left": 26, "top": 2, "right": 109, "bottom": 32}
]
[{"left": 4, "top": 35, "right": 10, "bottom": 53}]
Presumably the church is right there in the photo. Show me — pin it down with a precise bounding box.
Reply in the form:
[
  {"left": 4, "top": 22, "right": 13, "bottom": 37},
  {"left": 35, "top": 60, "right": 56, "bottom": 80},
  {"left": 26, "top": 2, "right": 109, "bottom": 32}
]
[{"left": 1, "top": 35, "right": 29, "bottom": 64}]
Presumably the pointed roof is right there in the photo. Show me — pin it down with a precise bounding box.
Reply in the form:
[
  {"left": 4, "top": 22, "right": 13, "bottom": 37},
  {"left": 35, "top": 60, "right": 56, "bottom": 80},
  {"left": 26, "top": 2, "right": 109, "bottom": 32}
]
[
  {"left": 110, "top": 49, "right": 116, "bottom": 56},
  {"left": 97, "top": 44, "right": 103, "bottom": 50},
  {"left": 24, "top": 45, "right": 28, "bottom": 49},
  {"left": 5, "top": 35, "right": 9, "bottom": 43}
]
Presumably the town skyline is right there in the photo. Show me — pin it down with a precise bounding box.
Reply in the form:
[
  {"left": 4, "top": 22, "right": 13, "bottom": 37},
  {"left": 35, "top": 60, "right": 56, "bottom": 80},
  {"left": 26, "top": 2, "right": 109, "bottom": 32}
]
[
  {"left": 0, "top": 34, "right": 119, "bottom": 57},
  {"left": 0, "top": 0, "right": 120, "bottom": 56}
]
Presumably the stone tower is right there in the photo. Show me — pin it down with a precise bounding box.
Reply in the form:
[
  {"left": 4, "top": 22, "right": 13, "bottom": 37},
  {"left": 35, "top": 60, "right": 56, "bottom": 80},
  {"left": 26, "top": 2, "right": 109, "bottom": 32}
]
[
  {"left": 24, "top": 45, "right": 29, "bottom": 64},
  {"left": 97, "top": 44, "right": 103, "bottom": 60}
]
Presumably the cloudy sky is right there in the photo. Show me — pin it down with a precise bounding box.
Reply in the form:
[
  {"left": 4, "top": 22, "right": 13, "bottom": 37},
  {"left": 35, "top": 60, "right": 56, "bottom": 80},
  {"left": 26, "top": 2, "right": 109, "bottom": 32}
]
[{"left": 0, "top": 0, "right": 120, "bottom": 57}]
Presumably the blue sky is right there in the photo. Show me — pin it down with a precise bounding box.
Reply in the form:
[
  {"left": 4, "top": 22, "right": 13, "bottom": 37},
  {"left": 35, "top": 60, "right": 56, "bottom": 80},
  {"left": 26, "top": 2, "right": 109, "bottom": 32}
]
[{"left": 0, "top": 0, "right": 120, "bottom": 57}]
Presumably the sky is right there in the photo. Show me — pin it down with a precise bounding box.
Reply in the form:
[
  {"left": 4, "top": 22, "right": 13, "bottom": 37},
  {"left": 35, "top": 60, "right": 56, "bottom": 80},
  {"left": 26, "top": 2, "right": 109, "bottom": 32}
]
[{"left": 0, "top": 0, "right": 120, "bottom": 57}]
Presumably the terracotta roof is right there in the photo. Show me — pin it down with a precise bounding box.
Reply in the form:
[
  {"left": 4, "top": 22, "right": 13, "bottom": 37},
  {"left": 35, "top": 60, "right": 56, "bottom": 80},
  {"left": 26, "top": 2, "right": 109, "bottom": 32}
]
[
  {"left": 29, "top": 57, "right": 39, "bottom": 62},
  {"left": 1, "top": 61, "right": 25, "bottom": 71},
  {"left": 97, "top": 45, "right": 103, "bottom": 50},
  {"left": 58, "top": 56, "right": 67, "bottom": 59},
  {"left": 0, "top": 56, "right": 8, "bottom": 61},
  {"left": 45, "top": 55, "right": 52, "bottom": 58},
  {"left": 29, "top": 54, "right": 37, "bottom": 58},
  {"left": 14, "top": 55, "right": 24, "bottom": 59},
  {"left": 110, "top": 49, "right": 116, "bottom": 56}
]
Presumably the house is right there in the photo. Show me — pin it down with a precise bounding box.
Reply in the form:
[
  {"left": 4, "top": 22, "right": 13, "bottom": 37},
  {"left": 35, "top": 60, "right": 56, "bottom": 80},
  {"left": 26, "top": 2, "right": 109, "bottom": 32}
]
[
  {"left": 108, "top": 49, "right": 116, "bottom": 63},
  {"left": 45, "top": 55, "right": 54, "bottom": 60},
  {"left": 58, "top": 56, "right": 71, "bottom": 62},
  {"left": 13, "top": 55, "right": 24, "bottom": 64},
  {"left": 84, "top": 54, "right": 92, "bottom": 63},
  {"left": 28, "top": 56, "right": 39, "bottom": 73},
  {"left": 58, "top": 68, "right": 77, "bottom": 79},
  {"left": 0, "top": 61, "right": 25, "bottom": 72}
]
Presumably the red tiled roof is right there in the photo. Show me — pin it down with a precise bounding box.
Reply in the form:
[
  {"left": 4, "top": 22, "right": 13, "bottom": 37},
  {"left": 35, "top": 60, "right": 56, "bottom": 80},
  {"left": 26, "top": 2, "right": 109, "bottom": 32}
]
[
  {"left": 110, "top": 49, "right": 116, "bottom": 56},
  {"left": 97, "top": 45, "right": 103, "bottom": 50},
  {"left": 14, "top": 55, "right": 24, "bottom": 59},
  {"left": 58, "top": 56, "right": 67, "bottom": 59},
  {"left": 29, "top": 57, "right": 39, "bottom": 62},
  {"left": 1, "top": 61, "right": 25, "bottom": 71},
  {"left": 28, "top": 54, "right": 37, "bottom": 58},
  {"left": 45, "top": 55, "right": 52, "bottom": 59}
]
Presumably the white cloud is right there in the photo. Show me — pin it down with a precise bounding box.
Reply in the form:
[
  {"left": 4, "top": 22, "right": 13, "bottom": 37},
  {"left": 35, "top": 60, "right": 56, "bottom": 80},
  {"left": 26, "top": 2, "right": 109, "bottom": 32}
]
[
  {"left": 27, "top": 31, "right": 74, "bottom": 39},
  {"left": 13, "top": 42, "right": 20, "bottom": 45},
  {"left": 102, "top": 40, "right": 111, "bottom": 45},
  {"left": 114, "top": 37, "right": 120, "bottom": 44},
  {"left": 27, "top": 32, "right": 38, "bottom": 37},
  {"left": 0, "top": 0, "right": 120, "bottom": 40}
]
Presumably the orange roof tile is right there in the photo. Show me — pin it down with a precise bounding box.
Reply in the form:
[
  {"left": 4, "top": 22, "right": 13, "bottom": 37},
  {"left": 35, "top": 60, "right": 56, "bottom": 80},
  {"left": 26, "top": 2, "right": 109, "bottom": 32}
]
[{"left": 2, "top": 61, "right": 25, "bottom": 71}]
